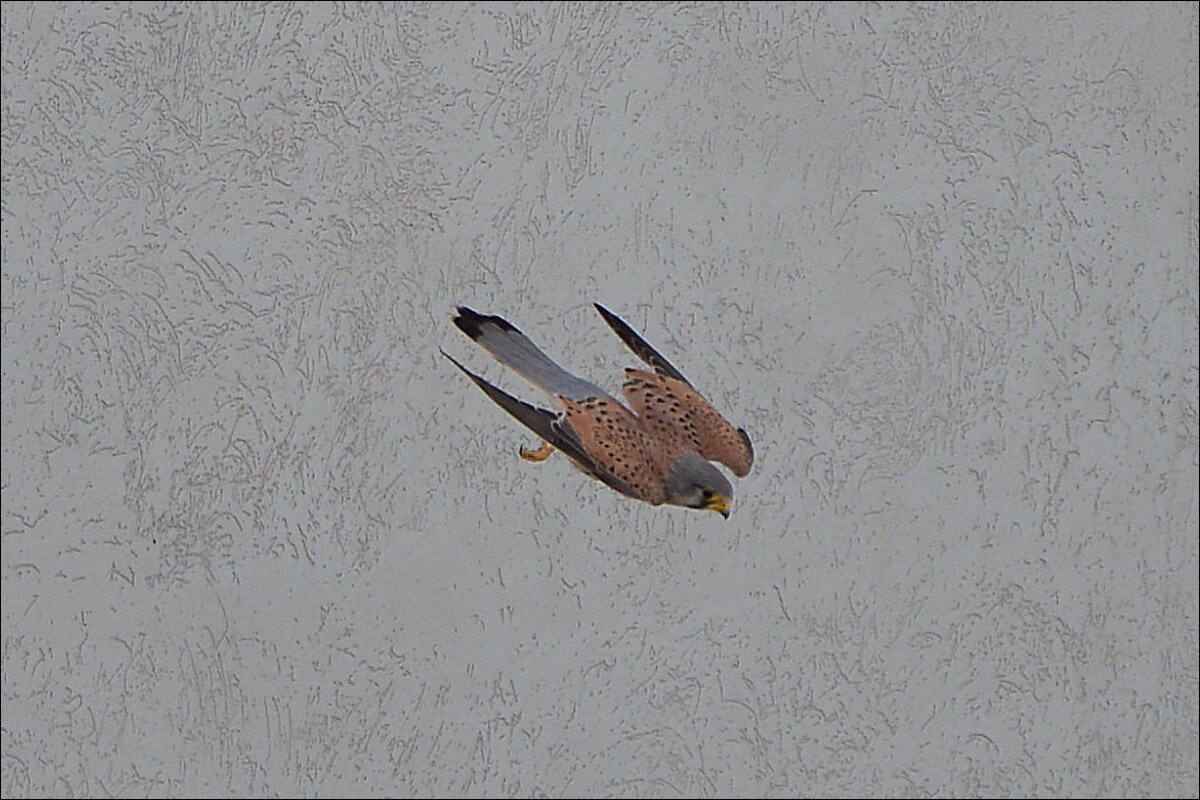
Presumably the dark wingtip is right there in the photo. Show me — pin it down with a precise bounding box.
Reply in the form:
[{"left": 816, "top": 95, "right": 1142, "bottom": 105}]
[
  {"left": 453, "top": 306, "right": 517, "bottom": 340},
  {"left": 593, "top": 302, "right": 636, "bottom": 339},
  {"left": 594, "top": 303, "right": 692, "bottom": 386},
  {"left": 440, "top": 348, "right": 471, "bottom": 375},
  {"left": 736, "top": 427, "right": 755, "bottom": 475},
  {"left": 442, "top": 348, "right": 505, "bottom": 401}
]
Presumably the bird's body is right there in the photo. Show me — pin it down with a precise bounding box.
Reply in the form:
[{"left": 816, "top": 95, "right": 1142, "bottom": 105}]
[{"left": 444, "top": 305, "right": 753, "bottom": 517}]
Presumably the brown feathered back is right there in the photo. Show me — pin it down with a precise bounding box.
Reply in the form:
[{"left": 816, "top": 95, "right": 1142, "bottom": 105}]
[
  {"left": 621, "top": 369, "right": 754, "bottom": 477},
  {"left": 559, "top": 395, "right": 671, "bottom": 505}
]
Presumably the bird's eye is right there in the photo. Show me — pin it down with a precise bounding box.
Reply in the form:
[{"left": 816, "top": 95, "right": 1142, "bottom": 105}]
[{"left": 701, "top": 489, "right": 714, "bottom": 501}]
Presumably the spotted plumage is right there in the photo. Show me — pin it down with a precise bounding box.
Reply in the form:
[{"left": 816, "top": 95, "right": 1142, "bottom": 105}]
[
  {"left": 621, "top": 369, "right": 754, "bottom": 477},
  {"left": 560, "top": 395, "right": 671, "bottom": 505},
  {"left": 444, "top": 305, "right": 753, "bottom": 517}
]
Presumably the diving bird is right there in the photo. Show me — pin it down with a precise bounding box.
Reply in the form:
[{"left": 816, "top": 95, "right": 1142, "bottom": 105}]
[{"left": 443, "top": 304, "right": 753, "bottom": 518}]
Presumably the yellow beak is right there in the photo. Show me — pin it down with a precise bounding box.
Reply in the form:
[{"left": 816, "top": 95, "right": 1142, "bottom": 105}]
[{"left": 707, "top": 496, "right": 730, "bottom": 519}]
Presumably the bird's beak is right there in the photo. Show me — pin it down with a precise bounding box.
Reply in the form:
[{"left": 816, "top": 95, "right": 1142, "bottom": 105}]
[{"left": 708, "top": 496, "right": 730, "bottom": 519}]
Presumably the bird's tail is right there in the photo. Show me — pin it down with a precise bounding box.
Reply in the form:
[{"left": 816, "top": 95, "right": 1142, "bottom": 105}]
[{"left": 452, "top": 307, "right": 608, "bottom": 401}]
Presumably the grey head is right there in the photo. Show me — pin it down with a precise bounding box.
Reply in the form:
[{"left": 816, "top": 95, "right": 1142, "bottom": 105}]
[{"left": 664, "top": 451, "right": 735, "bottom": 518}]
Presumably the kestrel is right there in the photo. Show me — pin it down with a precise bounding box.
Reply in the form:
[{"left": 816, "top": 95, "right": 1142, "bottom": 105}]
[{"left": 443, "top": 304, "right": 753, "bottom": 518}]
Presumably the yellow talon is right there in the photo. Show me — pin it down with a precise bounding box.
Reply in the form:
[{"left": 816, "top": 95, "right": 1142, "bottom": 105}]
[{"left": 519, "top": 441, "right": 555, "bottom": 462}]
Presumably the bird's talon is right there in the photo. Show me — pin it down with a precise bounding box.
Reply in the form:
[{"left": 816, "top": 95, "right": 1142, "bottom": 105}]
[{"left": 519, "top": 441, "right": 554, "bottom": 462}]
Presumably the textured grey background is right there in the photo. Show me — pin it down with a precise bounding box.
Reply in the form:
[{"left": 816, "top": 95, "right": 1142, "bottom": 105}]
[{"left": 2, "top": 2, "right": 1197, "bottom": 798}]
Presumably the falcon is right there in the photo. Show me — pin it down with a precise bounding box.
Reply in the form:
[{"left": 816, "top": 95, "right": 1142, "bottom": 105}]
[{"left": 442, "top": 304, "right": 753, "bottom": 518}]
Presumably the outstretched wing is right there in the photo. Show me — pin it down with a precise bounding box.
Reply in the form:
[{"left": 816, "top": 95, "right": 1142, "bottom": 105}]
[
  {"left": 593, "top": 303, "right": 691, "bottom": 385},
  {"left": 441, "top": 351, "right": 642, "bottom": 500},
  {"left": 622, "top": 369, "right": 755, "bottom": 477},
  {"left": 595, "top": 304, "right": 754, "bottom": 476}
]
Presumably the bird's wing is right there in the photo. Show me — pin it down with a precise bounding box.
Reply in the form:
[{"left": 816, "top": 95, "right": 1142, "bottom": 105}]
[
  {"left": 558, "top": 395, "right": 669, "bottom": 505},
  {"left": 621, "top": 369, "right": 754, "bottom": 477},
  {"left": 453, "top": 307, "right": 613, "bottom": 402},
  {"left": 595, "top": 304, "right": 753, "bottom": 476},
  {"left": 441, "top": 351, "right": 643, "bottom": 500},
  {"left": 593, "top": 303, "right": 691, "bottom": 385}
]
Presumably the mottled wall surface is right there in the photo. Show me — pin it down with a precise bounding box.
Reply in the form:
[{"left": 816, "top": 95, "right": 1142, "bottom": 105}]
[{"left": 2, "top": 3, "right": 1197, "bottom": 797}]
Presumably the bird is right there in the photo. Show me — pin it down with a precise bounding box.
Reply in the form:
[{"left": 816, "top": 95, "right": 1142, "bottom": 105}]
[{"left": 442, "top": 303, "right": 753, "bottom": 518}]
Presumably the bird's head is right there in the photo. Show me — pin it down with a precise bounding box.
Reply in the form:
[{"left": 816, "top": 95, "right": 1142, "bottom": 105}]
[{"left": 665, "top": 451, "right": 735, "bottom": 518}]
